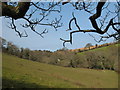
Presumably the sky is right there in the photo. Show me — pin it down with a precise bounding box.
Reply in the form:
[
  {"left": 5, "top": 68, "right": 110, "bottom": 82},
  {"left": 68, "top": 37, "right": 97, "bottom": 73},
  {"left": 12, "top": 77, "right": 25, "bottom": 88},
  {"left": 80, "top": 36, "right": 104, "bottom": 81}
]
[{"left": 1, "top": 2, "right": 117, "bottom": 51}]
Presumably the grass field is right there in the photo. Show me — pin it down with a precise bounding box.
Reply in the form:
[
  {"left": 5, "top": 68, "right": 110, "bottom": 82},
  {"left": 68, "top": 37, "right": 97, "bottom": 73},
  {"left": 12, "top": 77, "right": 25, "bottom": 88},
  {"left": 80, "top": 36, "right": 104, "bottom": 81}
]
[
  {"left": 78, "top": 44, "right": 119, "bottom": 55},
  {"left": 2, "top": 53, "right": 118, "bottom": 88}
]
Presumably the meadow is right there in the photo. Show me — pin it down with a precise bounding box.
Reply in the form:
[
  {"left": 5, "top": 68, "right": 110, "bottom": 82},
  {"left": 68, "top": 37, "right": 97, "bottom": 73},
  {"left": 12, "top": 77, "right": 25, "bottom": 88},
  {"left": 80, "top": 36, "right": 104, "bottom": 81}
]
[{"left": 2, "top": 53, "right": 118, "bottom": 88}]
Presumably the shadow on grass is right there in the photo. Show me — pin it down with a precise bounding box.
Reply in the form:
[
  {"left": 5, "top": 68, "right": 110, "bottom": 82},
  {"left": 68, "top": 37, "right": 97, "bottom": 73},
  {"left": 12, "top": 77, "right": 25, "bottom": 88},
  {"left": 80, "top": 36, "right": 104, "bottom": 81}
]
[{"left": 2, "top": 78, "right": 49, "bottom": 88}]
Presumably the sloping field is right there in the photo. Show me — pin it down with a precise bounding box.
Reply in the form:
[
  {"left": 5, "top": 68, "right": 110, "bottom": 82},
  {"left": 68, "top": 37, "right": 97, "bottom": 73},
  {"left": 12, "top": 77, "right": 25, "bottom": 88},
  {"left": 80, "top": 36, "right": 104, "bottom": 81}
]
[
  {"left": 78, "top": 43, "right": 119, "bottom": 55},
  {"left": 2, "top": 53, "right": 118, "bottom": 88}
]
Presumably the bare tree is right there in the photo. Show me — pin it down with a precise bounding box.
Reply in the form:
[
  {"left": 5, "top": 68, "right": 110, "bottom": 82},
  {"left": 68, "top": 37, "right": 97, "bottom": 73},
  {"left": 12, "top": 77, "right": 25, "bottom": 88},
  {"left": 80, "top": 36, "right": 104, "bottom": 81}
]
[
  {"left": 60, "top": 0, "right": 120, "bottom": 46},
  {"left": 1, "top": 1, "right": 62, "bottom": 37},
  {"left": 1, "top": 0, "right": 120, "bottom": 46}
]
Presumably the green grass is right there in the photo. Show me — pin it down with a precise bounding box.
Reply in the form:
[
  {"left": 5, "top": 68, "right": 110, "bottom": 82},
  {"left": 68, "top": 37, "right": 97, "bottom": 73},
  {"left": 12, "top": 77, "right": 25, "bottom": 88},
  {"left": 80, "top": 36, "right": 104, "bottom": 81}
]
[
  {"left": 2, "top": 53, "right": 118, "bottom": 88},
  {"left": 78, "top": 43, "right": 119, "bottom": 55}
]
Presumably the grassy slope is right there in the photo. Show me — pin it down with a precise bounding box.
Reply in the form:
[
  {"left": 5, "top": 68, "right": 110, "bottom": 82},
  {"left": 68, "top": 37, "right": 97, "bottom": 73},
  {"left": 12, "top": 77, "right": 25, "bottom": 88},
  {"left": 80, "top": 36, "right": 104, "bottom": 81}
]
[
  {"left": 78, "top": 44, "right": 119, "bottom": 55},
  {"left": 2, "top": 53, "right": 118, "bottom": 88}
]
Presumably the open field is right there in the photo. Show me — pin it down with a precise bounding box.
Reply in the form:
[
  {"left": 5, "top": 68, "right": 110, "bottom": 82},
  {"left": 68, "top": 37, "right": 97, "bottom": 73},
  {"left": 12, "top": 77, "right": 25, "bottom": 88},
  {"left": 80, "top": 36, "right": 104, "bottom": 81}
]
[
  {"left": 78, "top": 43, "right": 119, "bottom": 55},
  {"left": 2, "top": 53, "right": 118, "bottom": 88}
]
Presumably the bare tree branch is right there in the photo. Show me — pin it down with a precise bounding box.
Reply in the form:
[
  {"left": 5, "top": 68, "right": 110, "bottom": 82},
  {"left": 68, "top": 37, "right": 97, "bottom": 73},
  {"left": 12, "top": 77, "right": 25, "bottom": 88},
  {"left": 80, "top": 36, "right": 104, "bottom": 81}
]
[
  {"left": 31, "top": 2, "right": 61, "bottom": 13},
  {"left": 8, "top": 18, "right": 28, "bottom": 37},
  {"left": 61, "top": 0, "right": 120, "bottom": 46},
  {"left": 62, "top": 0, "right": 71, "bottom": 5},
  {"left": 60, "top": 13, "right": 97, "bottom": 46},
  {"left": 89, "top": 32, "right": 119, "bottom": 43},
  {"left": 1, "top": 0, "right": 120, "bottom": 47}
]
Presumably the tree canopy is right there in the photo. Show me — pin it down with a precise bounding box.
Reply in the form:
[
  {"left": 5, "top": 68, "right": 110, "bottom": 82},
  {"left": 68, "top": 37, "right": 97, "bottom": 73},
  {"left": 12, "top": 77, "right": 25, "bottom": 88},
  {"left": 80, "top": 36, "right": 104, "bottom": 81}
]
[
  {"left": 1, "top": 0, "right": 120, "bottom": 46},
  {"left": 85, "top": 43, "right": 93, "bottom": 48}
]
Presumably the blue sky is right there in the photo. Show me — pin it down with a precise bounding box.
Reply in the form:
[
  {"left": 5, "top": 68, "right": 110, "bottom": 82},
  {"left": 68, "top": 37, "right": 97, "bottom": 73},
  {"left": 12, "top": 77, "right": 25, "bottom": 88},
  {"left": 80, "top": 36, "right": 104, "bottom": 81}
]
[{"left": 1, "top": 2, "right": 117, "bottom": 51}]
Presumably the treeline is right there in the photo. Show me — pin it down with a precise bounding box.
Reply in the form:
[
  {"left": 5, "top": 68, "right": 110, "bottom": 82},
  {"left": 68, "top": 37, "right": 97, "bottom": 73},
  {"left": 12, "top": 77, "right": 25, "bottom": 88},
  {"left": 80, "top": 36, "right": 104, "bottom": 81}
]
[
  {"left": 70, "top": 42, "right": 118, "bottom": 53},
  {"left": 0, "top": 37, "right": 119, "bottom": 72}
]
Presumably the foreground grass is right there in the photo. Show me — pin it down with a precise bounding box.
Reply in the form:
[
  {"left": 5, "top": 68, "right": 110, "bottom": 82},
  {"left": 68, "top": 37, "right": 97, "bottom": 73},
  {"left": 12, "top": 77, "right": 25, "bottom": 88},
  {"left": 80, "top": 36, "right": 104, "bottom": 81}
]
[{"left": 2, "top": 53, "right": 118, "bottom": 88}]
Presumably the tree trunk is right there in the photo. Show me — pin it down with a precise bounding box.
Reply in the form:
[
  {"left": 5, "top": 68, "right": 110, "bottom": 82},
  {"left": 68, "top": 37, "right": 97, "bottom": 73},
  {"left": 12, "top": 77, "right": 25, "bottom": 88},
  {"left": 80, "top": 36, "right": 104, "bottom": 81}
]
[{"left": 0, "top": 0, "right": 31, "bottom": 19}]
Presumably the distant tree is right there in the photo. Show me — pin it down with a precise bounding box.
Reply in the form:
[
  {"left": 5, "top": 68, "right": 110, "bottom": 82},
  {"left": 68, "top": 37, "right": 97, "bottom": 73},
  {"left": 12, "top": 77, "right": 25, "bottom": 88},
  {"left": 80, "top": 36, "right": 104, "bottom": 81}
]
[
  {"left": 69, "top": 60, "right": 75, "bottom": 68},
  {"left": 6, "top": 41, "right": 20, "bottom": 56},
  {"left": 19, "top": 47, "right": 24, "bottom": 58},
  {"left": 0, "top": 37, "right": 7, "bottom": 52},
  {"left": 29, "top": 50, "right": 43, "bottom": 62},
  {"left": 0, "top": 37, "right": 7, "bottom": 47},
  {"left": 95, "top": 44, "right": 98, "bottom": 48},
  {"left": 21, "top": 48, "right": 30, "bottom": 59},
  {"left": 85, "top": 43, "right": 93, "bottom": 50},
  {"left": 7, "top": 42, "right": 13, "bottom": 54}
]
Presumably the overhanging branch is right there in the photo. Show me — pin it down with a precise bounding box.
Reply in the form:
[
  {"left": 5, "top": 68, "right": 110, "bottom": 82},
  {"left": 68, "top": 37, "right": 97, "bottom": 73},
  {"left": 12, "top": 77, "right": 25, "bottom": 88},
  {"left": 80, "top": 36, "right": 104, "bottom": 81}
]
[{"left": 1, "top": 1, "right": 31, "bottom": 19}]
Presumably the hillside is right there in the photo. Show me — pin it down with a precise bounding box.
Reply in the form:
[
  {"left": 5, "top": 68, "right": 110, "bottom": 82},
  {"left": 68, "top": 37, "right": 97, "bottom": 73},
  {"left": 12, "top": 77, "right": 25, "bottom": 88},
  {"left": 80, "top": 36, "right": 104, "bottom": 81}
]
[
  {"left": 2, "top": 53, "right": 118, "bottom": 88},
  {"left": 2, "top": 37, "right": 119, "bottom": 70},
  {"left": 77, "top": 43, "right": 119, "bottom": 54},
  {"left": 69, "top": 42, "right": 118, "bottom": 52},
  {"left": 55, "top": 43, "right": 119, "bottom": 70}
]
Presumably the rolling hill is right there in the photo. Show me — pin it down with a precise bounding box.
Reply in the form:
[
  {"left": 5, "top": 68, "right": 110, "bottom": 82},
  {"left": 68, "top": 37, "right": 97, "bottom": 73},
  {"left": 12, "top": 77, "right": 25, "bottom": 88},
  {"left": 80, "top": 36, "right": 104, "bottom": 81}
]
[{"left": 2, "top": 53, "right": 118, "bottom": 88}]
